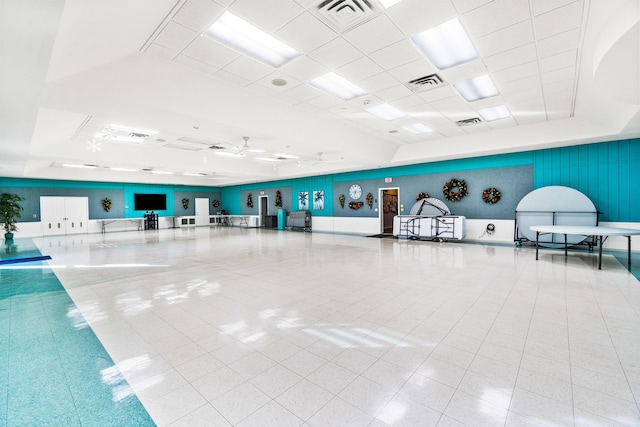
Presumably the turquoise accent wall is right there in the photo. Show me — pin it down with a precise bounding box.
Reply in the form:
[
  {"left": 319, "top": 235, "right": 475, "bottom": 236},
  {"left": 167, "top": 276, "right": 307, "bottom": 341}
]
[
  {"left": 0, "top": 178, "right": 221, "bottom": 221},
  {"left": 533, "top": 138, "right": 640, "bottom": 222},
  {"left": 2, "top": 138, "right": 639, "bottom": 223}
]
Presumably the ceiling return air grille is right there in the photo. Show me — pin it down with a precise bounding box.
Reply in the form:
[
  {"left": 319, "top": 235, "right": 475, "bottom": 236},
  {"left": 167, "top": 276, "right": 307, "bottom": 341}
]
[
  {"left": 456, "top": 118, "right": 482, "bottom": 126},
  {"left": 405, "top": 73, "right": 446, "bottom": 93},
  {"left": 314, "top": 0, "right": 382, "bottom": 33}
]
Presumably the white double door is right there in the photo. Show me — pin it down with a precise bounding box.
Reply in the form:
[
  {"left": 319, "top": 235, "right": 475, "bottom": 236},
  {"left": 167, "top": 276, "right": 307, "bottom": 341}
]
[
  {"left": 41, "top": 196, "right": 89, "bottom": 236},
  {"left": 195, "top": 198, "right": 210, "bottom": 226}
]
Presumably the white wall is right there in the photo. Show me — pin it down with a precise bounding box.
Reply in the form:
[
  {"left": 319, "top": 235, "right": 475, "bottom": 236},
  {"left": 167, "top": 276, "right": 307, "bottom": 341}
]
[{"left": 4, "top": 217, "right": 640, "bottom": 252}]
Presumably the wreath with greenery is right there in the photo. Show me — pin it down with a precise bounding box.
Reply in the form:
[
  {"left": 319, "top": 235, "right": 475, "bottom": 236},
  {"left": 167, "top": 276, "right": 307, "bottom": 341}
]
[
  {"left": 442, "top": 178, "right": 468, "bottom": 202},
  {"left": 482, "top": 187, "right": 502, "bottom": 204},
  {"left": 275, "top": 190, "right": 282, "bottom": 207},
  {"left": 366, "top": 193, "right": 373, "bottom": 209},
  {"left": 101, "top": 197, "right": 112, "bottom": 212},
  {"left": 246, "top": 193, "right": 253, "bottom": 208},
  {"left": 338, "top": 194, "right": 345, "bottom": 208},
  {"left": 416, "top": 192, "right": 430, "bottom": 201},
  {"left": 212, "top": 200, "right": 220, "bottom": 208}
]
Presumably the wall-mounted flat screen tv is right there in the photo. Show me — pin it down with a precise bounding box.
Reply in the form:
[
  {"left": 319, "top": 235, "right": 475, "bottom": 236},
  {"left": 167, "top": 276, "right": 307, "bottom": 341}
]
[{"left": 134, "top": 193, "right": 166, "bottom": 211}]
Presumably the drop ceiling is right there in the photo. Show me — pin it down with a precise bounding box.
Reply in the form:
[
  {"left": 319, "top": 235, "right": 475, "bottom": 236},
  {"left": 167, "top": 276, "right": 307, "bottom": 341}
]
[{"left": 0, "top": 0, "right": 638, "bottom": 186}]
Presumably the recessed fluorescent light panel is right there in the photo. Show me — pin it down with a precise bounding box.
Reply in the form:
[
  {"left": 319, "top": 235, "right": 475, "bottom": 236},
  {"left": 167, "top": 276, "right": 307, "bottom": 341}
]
[
  {"left": 478, "top": 105, "right": 511, "bottom": 121},
  {"left": 215, "top": 151, "right": 245, "bottom": 158},
  {"left": 453, "top": 75, "right": 498, "bottom": 102},
  {"left": 204, "top": 11, "right": 300, "bottom": 68},
  {"left": 412, "top": 18, "right": 478, "bottom": 70},
  {"left": 110, "top": 167, "right": 138, "bottom": 172},
  {"left": 309, "top": 72, "right": 367, "bottom": 100},
  {"left": 402, "top": 123, "right": 433, "bottom": 134},
  {"left": 63, "top": 164, "right": 96, "bottom": 169},
  {"left": 366, "top": 103, "right": 406, "bottom": 121}
]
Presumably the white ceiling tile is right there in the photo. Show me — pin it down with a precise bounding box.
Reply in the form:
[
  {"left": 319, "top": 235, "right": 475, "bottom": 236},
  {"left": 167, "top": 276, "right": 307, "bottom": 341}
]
[
  {"left": 248, "top": 72, "right": 303, "bottom": 97},
  {"left": 435, "top": 122, "right": 467, "bottom": 137},
  {"left": 276, "top": 12, "right": 336, "bottom": 52},
  {"left": 503, "top": 86, "right": 543, "bottom": 102},
  {"left": 359, "top": 72, "right": 399, "bottom": 92},
  {"left": 337, "top": 56, "right": 384, "bottom": 82},
  {"left": 393, "top": 95, "right": 430, "bottom": 109},
  {"left": 342, "top": 14, "right": 405, "bottom": 54},
  {"left": 462, "top": 0, "right": 531, "bottom": 38},
  {"left": 534, "top": 0, "right": 584, "bottom": 39},
  {"left": 174, "top": 54, "right": 218, "bottom": 75},
  {"left": 230, "top": 0, "right": 305, "bottom": 32},
  {"left": 173, "top": 0, "right": 223, "bottom": 32},
  {"left": 223, "top": 55, "right": 274, "bottom": 81},
  {"left": 309, "top": 37, "right": 363, "bottom": 69},
  {"left": 462, "top": 122, "right": 491, "bottom": 133},
  {"left": 510, "top": 97, "right": 546, "bottom": 123},
  {"left": 545, "top": 90, "right": 573, "bottom": 118},
  {"left": 484, "top": 43, "right": 538, "bottom": 72},
  {"left": 475, "top": 20, "right": 534, "bottom": 57},
  {"left": 532, "top": 0, "right": 579, "bottom": 17},
  {"left": 154, "top": 21, "right": 199, "bottom": 52},
  {"left": 541, "top": 66, "right": 575, "bottom": 85},
  {"left": 285, "top": 84, "right": 323, "bottom": 103},
  {"left": 145, "top": 43, "right": 178, "bottom": 61},
  {"left": 375, "top": 84, "right": 415, "bottom": 101},
  {"left": 497, "top": 75, "right": 540, "bottom": 94},
  {"left": 430, "top": 95, "right": 468, "bottom": 111},
  {"left": 486, "top": 116, "right": 518, "bottom": 129},
  {"left": 451, "top": 0, "right": 493, "bottom": 14},
  {"left": 537, "top": 28, "right": 580, "bottom": 58},
  {"left": 471, "top": 94, "right": 507, "bottom": 110},
  {"left": 305, "top": 94, "right": 345, "bottom": 109},
  {"left": 439, "top": 60, "right": 489, "bottom": 84},
  {"left": 387, "top": 59, "right": 438, "bottom": 84},
  {"left": 213, "top": 69, "right": 252, "bottom": 87},
  {"left": 183, "top": 36, "right": 239, "bottom": 68},
  {"left": 419, "top": 85, "right": 459, "bottom": 102},
  {"left": 539, "top": 49, "right": 577, "bottom": 73},
  {"left": 543, "top": 79, "right": 574, "bottom": 94},
  {"left": 280, "top": 56, "right": 329, "bottom": 82},
  {"left": 492, "top": 61, "right": 539, "bottom": 85},
  {"left": 213, "top": 0, "right": 234, "bottom": 7},
  {"left": 368, "top": 39, "right": 424, "bottom": 70},
  {"left": 385, "top": 0, "right": 457, "bottom": 37}
]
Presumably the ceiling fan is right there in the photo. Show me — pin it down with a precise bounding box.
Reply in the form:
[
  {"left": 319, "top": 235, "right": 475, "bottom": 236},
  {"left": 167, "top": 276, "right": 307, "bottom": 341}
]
[
  {"left": 235, "top": 136, "right": 265, "bottom": 154},
  {"left": 312, "top": 152, "right": 343, "bottom": 166}
]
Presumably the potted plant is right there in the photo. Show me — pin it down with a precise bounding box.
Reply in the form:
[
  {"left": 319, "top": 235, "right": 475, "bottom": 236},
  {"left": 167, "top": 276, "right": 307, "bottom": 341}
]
[{"left": 1, "top": 193, "right": 25, "bottom": 240}]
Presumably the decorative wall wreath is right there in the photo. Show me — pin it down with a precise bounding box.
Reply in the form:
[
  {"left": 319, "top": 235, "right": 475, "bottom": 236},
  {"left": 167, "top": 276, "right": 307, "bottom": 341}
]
[
  {"left": 482, "top": 187, "right": 502, "bottom": 204},
  {"left": 212, "top": 199, "right": 220, "bottom": 208},
  {"left": 349, "top": 201, "right": 364, "bottom": 210},
  {"left": 182, "top": 198, "right": 189, "bottom": 209},
  {"left": 366, "top": 193, "right": 373, "bottom": 209},
  {"left": 101, "top": 197, "right": 112, "bottom": 212},
  {"left": 275, "top": 190, "right": 282, "bottom": 207},
  {"left": 338, "top": 194, "right": 346, "bottom": 208},
  {"left": 442, "top": 178, "right": 468, "bottom": 202},
  {"left": 416, "top": 192, "right": 430, "bottom": 201},
  {"left": 246, "top": 193, "right": 253, "bottom": 208}
]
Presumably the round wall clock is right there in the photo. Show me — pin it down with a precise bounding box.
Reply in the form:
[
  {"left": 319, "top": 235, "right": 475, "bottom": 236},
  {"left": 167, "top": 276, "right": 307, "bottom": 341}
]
[{"left": 349, "top": 184, "right": 362, "bottom": 200}]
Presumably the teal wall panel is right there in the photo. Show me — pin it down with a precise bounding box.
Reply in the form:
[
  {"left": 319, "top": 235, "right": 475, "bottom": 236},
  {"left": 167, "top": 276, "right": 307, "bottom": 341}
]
[
  {"left": 533, "top": 138, "right": 640, "bottom": 222},
  {"left": 2, "top": 138, "right": 639, "bottom": 224}
]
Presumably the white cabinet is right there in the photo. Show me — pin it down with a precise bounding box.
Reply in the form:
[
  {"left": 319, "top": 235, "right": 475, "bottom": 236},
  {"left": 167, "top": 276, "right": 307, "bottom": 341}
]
[{"left": 41, "top": 197, "right": 89, "bottom": 236}]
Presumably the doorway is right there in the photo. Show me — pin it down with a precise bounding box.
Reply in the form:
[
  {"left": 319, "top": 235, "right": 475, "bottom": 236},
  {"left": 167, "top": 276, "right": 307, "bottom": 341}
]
[
  {"left": 259, "top": 196, "right": 268, "bottom": 227},
  {"left": 41, "top": 196, "right": 89, "bottom": 236},
  {"left": 195, "top": 198, "right": 210, "bottom": 226},
  {"left": 379, "top": 188, "right": 399, "bottom": 234}
]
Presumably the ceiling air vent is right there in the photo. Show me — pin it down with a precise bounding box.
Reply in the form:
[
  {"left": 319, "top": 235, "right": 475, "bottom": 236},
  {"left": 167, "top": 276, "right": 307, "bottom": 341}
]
[
  {"left": 405, "top": 73, "right": 445, "bottom": 93},
  {"left": 314, "top": 0, "right": 381, "bottom": 33},
  {"left": 456, "top": 118, "right": 482, "bottom": 126}
]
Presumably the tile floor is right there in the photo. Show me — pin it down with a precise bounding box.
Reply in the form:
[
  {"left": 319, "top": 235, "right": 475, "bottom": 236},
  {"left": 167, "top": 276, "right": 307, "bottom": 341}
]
[{"left": 32, "top": 226, "right": 640, "bottom": 426}]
